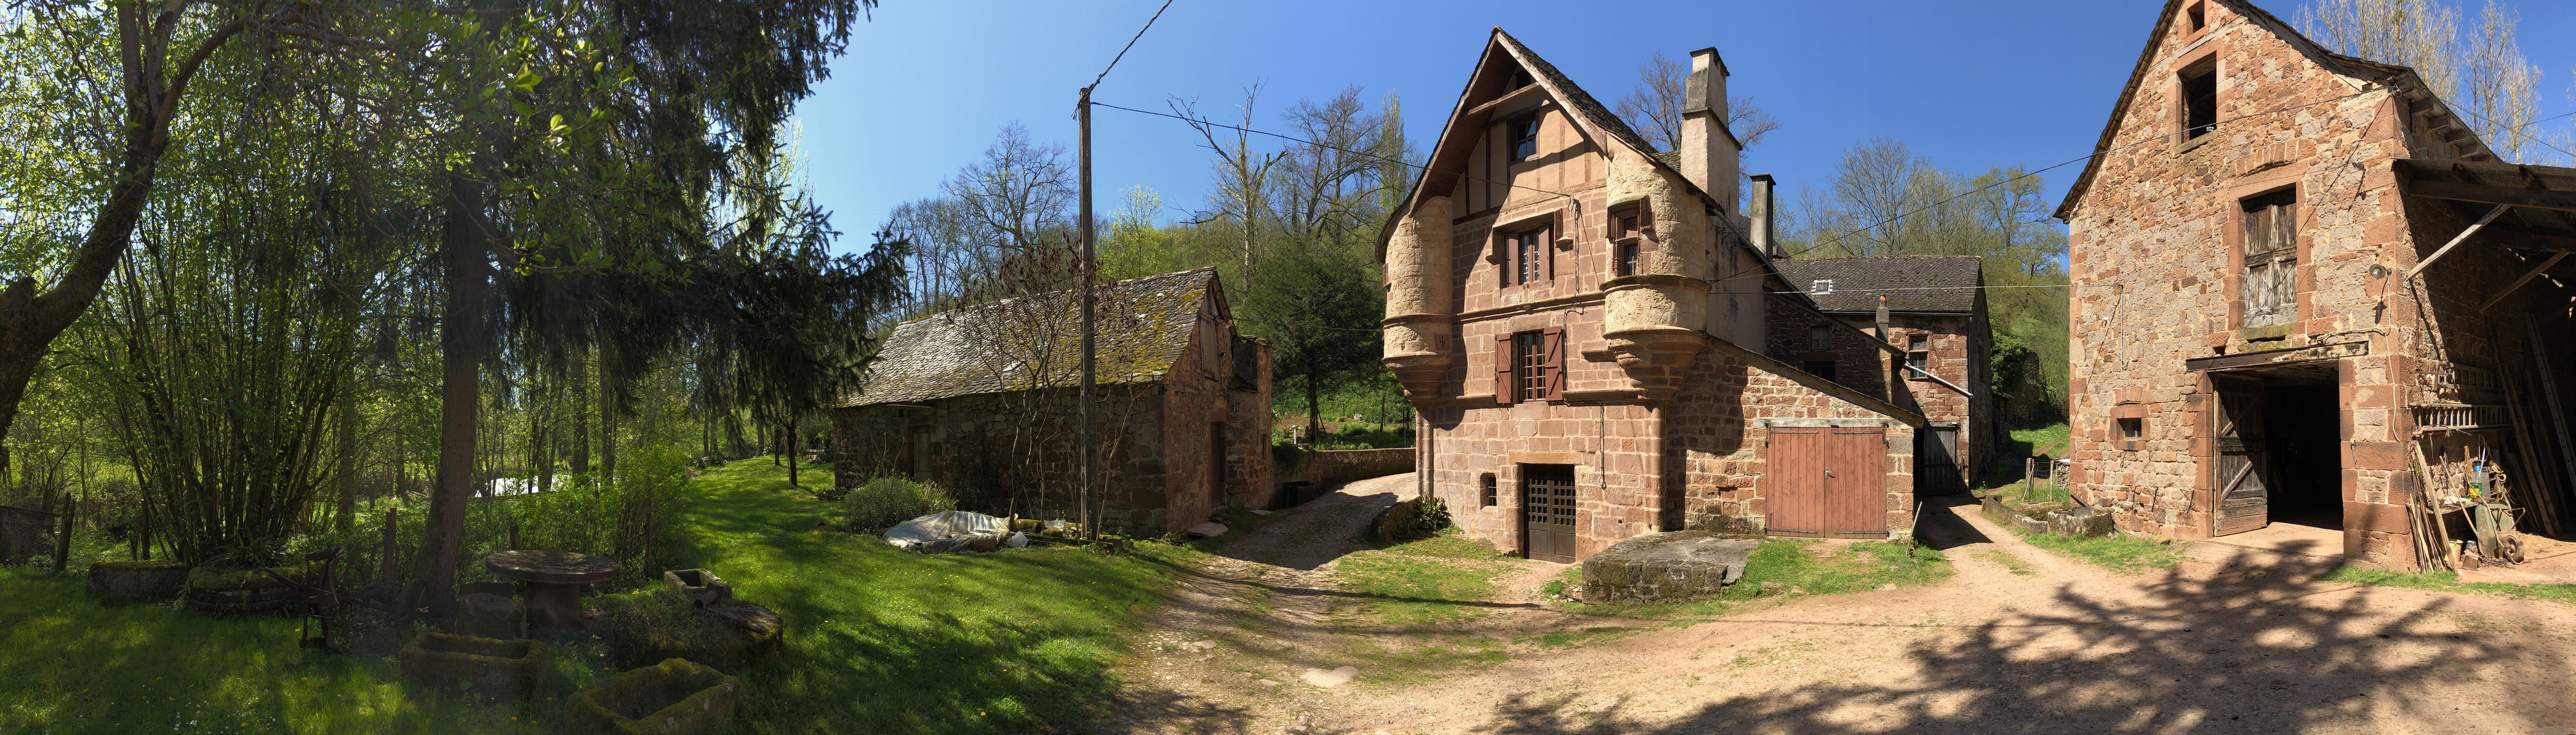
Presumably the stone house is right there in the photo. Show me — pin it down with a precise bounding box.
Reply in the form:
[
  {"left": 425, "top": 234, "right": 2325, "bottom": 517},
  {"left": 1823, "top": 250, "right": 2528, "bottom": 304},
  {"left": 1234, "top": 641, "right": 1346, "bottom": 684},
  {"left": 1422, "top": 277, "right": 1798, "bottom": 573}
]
[
  {"left": 1379, "top": 29, "right": 1926, "bottom": 563},
  {"left": 2058, "top": 0, "right": 2576, "bottom": 569},
  {"left": 830, "top": 269, "right": 1276, "bottom": 534},
  {"left": 1768, "top": 256, "right": 1993, "bottom": 494}
]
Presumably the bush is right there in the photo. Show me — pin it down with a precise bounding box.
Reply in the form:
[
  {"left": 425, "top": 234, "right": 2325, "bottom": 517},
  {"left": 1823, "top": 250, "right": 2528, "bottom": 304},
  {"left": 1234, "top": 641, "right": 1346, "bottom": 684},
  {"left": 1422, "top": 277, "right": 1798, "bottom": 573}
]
[
  {"left": 842, "top": 476, "right": 954, "bottom": 531},
  {"left": 1400, "top": 496, "right": 1453, "bottom": 540}
]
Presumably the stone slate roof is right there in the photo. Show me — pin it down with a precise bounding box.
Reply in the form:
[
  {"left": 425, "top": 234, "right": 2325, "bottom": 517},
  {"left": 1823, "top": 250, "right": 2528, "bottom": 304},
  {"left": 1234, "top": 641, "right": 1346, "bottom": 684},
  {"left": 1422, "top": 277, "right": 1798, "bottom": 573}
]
[
  {"left": 838, "top": 269, "right": 1220, "bottom": 408},
  {"left": 1493, "top": 28, "right": 1663, "bottom": 166},
  {"left": 1771, "top": 256, "right": 1982, "bottom": 314}
]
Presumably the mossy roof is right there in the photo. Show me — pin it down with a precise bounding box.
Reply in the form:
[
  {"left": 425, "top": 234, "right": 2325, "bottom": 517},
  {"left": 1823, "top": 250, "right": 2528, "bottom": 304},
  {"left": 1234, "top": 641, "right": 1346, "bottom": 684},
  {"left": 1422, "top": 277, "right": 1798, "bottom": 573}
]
[
  {"left": 838, "top": 268, "right": 1223, "bottom": 408},
  {"left": 1772, "top": 256, "right": 1984, "bottom": 314}
]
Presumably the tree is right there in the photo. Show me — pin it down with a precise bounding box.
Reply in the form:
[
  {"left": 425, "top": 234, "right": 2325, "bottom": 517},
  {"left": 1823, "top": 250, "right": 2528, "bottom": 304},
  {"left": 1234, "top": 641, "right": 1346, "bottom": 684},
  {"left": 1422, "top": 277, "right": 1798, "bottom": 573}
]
[
  {"left": 1611, "top": 51, "right": 1781, "bottom": 156},
  {"left": 1241, "top": 244, "right": 1379, "bottom": 442},
  {"left": 944, "top": 123, "right": 1075, "bottom": 254},
  {"left": 2297, "top": 0, "right": 2553, "bottom": 163}
]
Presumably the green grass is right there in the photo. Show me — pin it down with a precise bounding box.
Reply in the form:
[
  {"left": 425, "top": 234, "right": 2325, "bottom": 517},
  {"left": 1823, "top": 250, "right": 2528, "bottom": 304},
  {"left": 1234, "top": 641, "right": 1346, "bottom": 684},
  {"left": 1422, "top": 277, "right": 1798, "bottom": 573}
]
[
  {"left": 1332, "top": 530, "right": 1513, "bottom": 627},
  {"left": 1573, "top": 540, "right": 1952, "bottom": 619},
  {"left": 1976, "top": 423, "right": 2071, "bottom": 490},
  {"left": 0, "top": 458, "right": 1202, "bottom": 734},
  {"left": 2315, "top": 567, "right": 2576, "bottom": 604},
  {"left": 1979, "top": 548, "right": 2037, "bottom": 575},
  {"left": 2016, "top": 530, "right": 2183, "bottom": 574}
]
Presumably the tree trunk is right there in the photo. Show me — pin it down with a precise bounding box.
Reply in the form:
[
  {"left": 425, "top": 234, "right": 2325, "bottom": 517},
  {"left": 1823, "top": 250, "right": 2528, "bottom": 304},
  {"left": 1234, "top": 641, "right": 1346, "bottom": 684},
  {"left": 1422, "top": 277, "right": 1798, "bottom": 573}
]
[
  {"left": 598, "top": 345, "right": 618, "bottom": 482},
  {"left": 337, "top": 382, "right": 357, "bottom": 535},
  {"left": 404, "top": 169, "right": 492, "bottom": 622},
  {"left": 569, "top": 355, "right": 591, "bottom": 475},
  {"left": 1306, "top": 376, "right": 1323, "bottom": 446},
  {"left": 784, "top": 419, "right": 799, "bottom": 486}
]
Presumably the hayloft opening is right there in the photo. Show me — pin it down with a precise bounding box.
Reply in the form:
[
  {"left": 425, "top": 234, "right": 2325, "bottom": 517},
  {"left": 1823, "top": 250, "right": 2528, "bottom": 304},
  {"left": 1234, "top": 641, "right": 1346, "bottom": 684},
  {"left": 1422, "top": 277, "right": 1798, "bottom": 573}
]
[
  {"left": 2182, "top": 61, "right": 2219, "bottom": 140},
  {"left": 2186, "top": 1, "right": 2207, "bottom": 32}
]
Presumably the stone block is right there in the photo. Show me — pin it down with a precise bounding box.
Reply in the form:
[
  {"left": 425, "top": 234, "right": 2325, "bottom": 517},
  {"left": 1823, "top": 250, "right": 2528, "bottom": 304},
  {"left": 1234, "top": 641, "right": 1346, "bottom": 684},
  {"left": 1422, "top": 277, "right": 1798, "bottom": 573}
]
[
  {"left": 455, "top": 593, "right": 526, "bottom": 641},
  {"left": 399, "top": 632, "right": 547, "bottom": 705},
  {"left": 564, "top": 658, "right": 739, "bottom": 735},
  {"left": 86, "top": 560, "right": 191, "bottom": 604},
  {"left": 1581, "top": 535, "right": 1754, "bottom": 603}
]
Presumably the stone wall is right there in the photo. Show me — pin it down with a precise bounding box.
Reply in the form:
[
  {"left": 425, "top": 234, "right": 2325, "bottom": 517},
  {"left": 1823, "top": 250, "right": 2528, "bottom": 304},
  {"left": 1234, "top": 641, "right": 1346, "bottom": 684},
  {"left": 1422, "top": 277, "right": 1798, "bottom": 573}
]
[
  {"left": 1670, "top": 339, "right": 1920, "bottom": 540},
  {"left": 1281, "top": 448, "right": 1414, "bottom": 487},
  {"left": 2055, "top": 1, "right": 2572, "bottom": 568}
]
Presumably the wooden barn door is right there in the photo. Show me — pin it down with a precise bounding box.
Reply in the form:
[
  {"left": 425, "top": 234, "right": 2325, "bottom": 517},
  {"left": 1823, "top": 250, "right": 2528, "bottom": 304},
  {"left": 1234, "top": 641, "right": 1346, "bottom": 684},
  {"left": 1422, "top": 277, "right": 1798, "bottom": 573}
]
[
  {"left": 1766, "top": 428, "right": 1826, "bottom": 537},
  {"left": 1520, "top": 465, "right": 1578, "bottom": 562},
  {"left": 1826, "top": 428, "right": 1889, "bottom": 537},
  {"left": 2213, "top": 376, "right": 2270, "bottom": 536}
]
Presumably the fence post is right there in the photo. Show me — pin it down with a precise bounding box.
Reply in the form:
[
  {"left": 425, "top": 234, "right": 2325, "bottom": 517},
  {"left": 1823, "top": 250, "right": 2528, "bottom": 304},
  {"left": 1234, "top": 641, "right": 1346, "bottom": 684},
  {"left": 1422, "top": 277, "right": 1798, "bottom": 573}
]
[
  {"left": 2023, "top": 457, "right": 2034, "bottom": 501},
  {"left": 52, "top": 501, "right": 73, "bottom": 572}
]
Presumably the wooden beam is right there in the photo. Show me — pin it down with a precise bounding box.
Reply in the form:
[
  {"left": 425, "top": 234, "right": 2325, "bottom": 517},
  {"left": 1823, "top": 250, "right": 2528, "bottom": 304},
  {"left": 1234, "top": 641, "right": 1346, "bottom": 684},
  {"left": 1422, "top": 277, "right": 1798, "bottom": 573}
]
[
  {"left": 2479, "top": 251, "right": 2572, "bottom": 311},
  {"left": 1467, "top": 83, "right": 1545, "bottom": 118},
  {"left": 2405, "top": 179, "right": 2576, "bottom": 213},
  {"left": 2183, "top": 341, "right": 2371, "bottom": 372},
  {"left": 2406, "top": 203, "right": 2510, "bottom": 279}
]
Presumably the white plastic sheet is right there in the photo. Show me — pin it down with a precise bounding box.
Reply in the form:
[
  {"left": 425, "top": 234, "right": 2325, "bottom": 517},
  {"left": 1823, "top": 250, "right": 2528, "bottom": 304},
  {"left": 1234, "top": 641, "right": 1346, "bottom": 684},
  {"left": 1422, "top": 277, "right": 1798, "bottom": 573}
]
[{"left": 882, "top": 510, "right": 1009, "bottom": 549}]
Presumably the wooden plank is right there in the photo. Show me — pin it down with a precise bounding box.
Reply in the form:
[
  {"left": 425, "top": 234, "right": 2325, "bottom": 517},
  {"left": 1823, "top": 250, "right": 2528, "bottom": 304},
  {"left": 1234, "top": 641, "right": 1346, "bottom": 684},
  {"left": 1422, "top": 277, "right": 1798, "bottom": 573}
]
[
  {"left": 2183, "top": 341, "right": 2369, "bottom": 372},
  {"left": 2479, "top": 251, "right": 2572, "bottom": 310},
  {"left": 2404, "top": 179, "right": 2576, "bottom": 213},
  {"left": 1467, "top": 83, "right": 1546, "bottom": 118}
]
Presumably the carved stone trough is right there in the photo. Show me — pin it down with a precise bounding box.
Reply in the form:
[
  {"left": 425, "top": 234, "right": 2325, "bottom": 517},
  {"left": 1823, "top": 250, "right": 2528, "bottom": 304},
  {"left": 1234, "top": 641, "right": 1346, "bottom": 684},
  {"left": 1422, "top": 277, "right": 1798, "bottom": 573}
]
[
  {"left": 88, "top": 560, "right": 192, "bottom": 603},
  {"left": 397, "top": 632, "right": 548, "bottom": 705},
  {"left": 661, "top": 569, "right": 731, "bottom": 607},
  {"left": 564, "top": 658, "right": 739, "bottom": 735}
]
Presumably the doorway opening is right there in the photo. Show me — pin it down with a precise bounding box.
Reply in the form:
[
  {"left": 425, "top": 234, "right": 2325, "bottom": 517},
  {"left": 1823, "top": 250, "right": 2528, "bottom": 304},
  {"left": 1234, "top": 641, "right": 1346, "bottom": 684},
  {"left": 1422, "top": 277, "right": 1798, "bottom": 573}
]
[{"left": 2208, "top": 361, "right": 2343, "bottom": 539}]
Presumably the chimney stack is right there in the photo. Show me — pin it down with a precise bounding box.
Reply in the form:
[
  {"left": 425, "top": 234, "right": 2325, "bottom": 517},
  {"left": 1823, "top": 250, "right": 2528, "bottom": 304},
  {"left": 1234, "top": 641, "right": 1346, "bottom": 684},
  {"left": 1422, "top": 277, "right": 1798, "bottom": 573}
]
[
  {"left": 1677, "top": 47, "right": 1741, "bottom": 213},
  {"left": 1748, "top": 173, "right": 1778, "bottom": 258}
]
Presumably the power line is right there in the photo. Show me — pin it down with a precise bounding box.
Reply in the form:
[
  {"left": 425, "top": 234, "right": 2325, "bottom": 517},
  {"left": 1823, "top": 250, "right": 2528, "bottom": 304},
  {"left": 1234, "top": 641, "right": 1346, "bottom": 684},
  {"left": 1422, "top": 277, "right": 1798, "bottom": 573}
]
[
  {"left": 1090, "top": 100, "right": 1581, "bottom": 205},
  {"left": 1088, "top": 0, "right": 1175, "bottom": 92}
]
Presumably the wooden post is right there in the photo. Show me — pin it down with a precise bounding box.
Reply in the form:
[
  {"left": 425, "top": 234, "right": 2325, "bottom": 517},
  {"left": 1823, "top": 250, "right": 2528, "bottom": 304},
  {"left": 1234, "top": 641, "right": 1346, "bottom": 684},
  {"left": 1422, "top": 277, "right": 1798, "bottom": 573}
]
[
  {"left": 381, "top": 508, "right": 400, "bottom": 587},
  {"left": 1077, "top": 84, "right": 1098, "bottom": 541},
  {"left": 2023, "top": 457, "right": 2034, "bottom": 501}
]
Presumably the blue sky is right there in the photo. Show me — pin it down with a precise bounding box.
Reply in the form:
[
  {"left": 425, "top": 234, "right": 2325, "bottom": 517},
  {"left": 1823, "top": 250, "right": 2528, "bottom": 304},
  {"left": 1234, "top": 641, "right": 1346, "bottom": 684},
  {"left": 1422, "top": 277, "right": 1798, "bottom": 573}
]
[{"left": 791, "top": 0, "right": 2576, "bottom": 247}]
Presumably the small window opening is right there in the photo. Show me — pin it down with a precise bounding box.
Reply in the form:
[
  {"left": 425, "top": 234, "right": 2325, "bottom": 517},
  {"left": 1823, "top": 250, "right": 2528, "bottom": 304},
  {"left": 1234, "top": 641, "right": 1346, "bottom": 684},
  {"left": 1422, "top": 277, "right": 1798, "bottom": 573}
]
[
  {"left": 1809, "top": 325, "right": 1833, "bottom": 352},
  {"left": 2186, "top": 2, "right": 2206, "bottom": 32},
  {"left": 1515, "top": 332, "right": 1549, "bottom": 402},
  {"left": 1908, "top": 334, "right": 1929, "bottom": 351},
  {"left": 1907, "top": 351, "right": 1929, "bottom": 374},
  {"left": 2182, "top": 62, "right": 2219, "bottom": 140},
  {"left": 1811, "top": 279, "right": 1835, "bottom": 294},
  {"left": 2119, "top": 418, "right": 2143, "bottom": 440},
  {"left": 1509, "top": 117, "right": 1540, "bottom": 161},
  {"left": 1612, "top": 209, "right": 1646, "bottom": 277},
  {"left": 1906, "top": 334, "right": 1931, "bottom": 376},
  {"left": 1480, "top": 474, "right": 1498, "bottom": 508},
  {"left": 1508, "top": 70, "right": 1534, "bottom": 89},
  {"left": 1803, "top": 360, "right": 1838, "bottom": 382}
]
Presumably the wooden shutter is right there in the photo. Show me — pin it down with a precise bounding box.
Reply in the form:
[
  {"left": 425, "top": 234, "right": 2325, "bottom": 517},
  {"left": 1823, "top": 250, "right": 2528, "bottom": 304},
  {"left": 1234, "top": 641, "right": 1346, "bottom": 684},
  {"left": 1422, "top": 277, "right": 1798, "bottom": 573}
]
[
  {"left": 1494, "top": 333, "right": 1516, "bottom": 405},
  {"left": 1537, "top": 225, "right": 1553, "bottom": 282},
  {"left": 1542, "top": 327, "right": 1566, "bottom": 401},
  {"left": 2240, "top": 193, "right": 2297, "bottom": 329}
]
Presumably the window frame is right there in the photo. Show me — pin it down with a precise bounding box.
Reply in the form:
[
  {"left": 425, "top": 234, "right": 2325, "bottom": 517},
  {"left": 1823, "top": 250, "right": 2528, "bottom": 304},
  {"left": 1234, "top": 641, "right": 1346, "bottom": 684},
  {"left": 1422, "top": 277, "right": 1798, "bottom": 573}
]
[
  {"left": 1611, "top": 204, "right": 1650, "bottom": 277},
  {"left": 1508, "top": 115, "right": 1541, "bottom": 162},
  {"left": 1492, "top": 328, "right": 1566, "bottom": 404},
  {"left": 2179, "top": 59, "right": 2219, "bottom": 142},
  {"left": 1499, "top": 224, "right": 1553, "bottom": 286},
  {"left": 2237, "top": 187, "right": 2299, "bottom": 332}
]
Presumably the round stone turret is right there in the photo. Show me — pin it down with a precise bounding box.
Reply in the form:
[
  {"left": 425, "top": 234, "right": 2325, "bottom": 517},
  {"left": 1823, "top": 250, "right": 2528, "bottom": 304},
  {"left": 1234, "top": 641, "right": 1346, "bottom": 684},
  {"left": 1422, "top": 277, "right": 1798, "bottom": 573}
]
[
  {"left": 1381, "top": 195, "right": 1455, "bottom": 398},
  {"left": 1601, "top": 151, "right": 1712, "bottom": 399}
]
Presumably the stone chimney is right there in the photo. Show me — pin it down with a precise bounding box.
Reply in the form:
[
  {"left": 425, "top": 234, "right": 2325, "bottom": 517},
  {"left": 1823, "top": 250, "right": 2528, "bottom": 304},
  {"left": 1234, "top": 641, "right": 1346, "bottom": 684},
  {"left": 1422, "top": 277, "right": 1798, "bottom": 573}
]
[
  {"left": 1748, "top": 173, "right": 1778, "bottom": 258},
  {"left": 1676, "top": 47, "right": 1741, "bottom": 213}
]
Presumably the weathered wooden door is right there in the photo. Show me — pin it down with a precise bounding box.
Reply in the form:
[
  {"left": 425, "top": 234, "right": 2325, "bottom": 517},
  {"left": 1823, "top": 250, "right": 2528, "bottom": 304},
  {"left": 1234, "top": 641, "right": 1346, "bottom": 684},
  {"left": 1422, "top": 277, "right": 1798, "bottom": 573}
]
[
  {"left": 1766, "top": 429, "right": 1826, "bottom": 537},
  {"left": 1826, "top": 429, "right": 1890, "bottom": 537},
  {"left": 1917, "top": 426, "right": 1962, "bottom": 495},
  {"left": 1208, "top": 423, "right": 1227, "bottom": 501},
  {"left": 2213, "top": 377, "right": 2269, "bottom": 535},
  {"left": 1521, "top": 465, "right": 1578, "bottom": 562}
]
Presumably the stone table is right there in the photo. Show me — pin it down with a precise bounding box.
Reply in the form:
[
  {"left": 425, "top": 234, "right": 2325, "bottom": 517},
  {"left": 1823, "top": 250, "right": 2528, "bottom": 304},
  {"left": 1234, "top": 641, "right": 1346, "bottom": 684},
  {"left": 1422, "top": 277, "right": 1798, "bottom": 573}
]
[{"left": 484, "top": 549, "right": 619, "bottom": 629}]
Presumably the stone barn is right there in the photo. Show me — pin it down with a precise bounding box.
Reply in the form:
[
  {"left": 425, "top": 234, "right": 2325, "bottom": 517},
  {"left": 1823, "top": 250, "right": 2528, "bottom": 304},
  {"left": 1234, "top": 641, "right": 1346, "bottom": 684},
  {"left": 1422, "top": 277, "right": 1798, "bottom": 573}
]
[
  {"left": 1379, "top": 29, "right": 1926, "bottom": 564},
  {"left": 1768, "top": 256, "right": 1993, "bottom": 495},
  {"left": 2058, "top": 0, "right": 2576, "bottom": 569},
  {"left": 831, "top": 268, "right": 1276, "bottom": 535}
]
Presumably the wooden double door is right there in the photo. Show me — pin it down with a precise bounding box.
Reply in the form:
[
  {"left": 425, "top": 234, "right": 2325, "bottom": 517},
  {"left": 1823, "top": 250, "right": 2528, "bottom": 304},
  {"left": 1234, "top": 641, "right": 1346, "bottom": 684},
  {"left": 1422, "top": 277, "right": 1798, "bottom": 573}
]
[
  {"left": 1767, "top": 427, "right": 1889, "bottom": 539},
  {"left": 1522, "top": 464, "right": 1579, "bottom": 563}
]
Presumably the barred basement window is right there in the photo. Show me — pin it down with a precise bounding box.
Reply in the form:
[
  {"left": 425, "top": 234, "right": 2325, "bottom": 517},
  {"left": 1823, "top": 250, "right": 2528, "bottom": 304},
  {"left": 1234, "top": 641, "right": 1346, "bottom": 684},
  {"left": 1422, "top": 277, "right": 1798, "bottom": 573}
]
[{"left": 1480, "top": 474, "right": 1498, "bottom": 508}]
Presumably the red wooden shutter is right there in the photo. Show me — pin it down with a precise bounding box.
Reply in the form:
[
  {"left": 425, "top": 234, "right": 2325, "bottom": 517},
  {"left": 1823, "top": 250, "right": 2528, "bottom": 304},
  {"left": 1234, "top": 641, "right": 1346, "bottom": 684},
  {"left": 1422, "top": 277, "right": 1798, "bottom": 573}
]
[
  {"left": 1542, "top": 327, "right": 1566, "bottom": 401},
  {"left": 1494, "top": 333, "right": 1516, "bottom": 405}
]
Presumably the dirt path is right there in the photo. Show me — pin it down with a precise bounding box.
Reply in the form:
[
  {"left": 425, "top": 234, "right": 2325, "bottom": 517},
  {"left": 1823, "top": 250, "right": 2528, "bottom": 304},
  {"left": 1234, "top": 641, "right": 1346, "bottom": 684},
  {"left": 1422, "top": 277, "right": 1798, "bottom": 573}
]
[{"left": 1106, "top": 484, "right": 2576, "bottom": 735}]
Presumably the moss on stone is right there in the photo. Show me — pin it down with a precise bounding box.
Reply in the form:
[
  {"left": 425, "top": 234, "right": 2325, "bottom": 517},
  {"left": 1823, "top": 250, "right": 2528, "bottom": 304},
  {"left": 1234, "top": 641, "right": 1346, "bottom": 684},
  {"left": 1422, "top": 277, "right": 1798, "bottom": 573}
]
[
  {"left": 564, "top": 658, "right": 739, "bottom": 735},
  {"left": 397, "top": 631, "right": 547, "bottom": 705}
]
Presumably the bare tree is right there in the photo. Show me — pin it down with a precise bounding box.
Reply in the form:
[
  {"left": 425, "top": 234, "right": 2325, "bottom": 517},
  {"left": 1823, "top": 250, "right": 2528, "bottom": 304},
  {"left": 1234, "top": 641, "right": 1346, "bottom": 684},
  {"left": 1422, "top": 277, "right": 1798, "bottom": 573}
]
[
  {"left": 943, "top": 123, "right": 1074, "bottom": 253},
  {"left": 1610, "top": 51, "right": 1781, "bottom": 155},
  {"left": 1173, "top": 89, "right": 1285, "bottom": 298},
  {"left": 2297, "top": 0, "right": 2552, "bottom": 163}
]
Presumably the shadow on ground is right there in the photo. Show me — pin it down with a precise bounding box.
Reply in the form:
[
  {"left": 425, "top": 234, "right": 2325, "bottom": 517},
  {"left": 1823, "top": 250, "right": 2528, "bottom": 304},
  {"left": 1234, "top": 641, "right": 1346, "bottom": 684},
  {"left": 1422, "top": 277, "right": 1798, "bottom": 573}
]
[{"left": 1469, "top": 505, "right": 2553, "bottom": 734}]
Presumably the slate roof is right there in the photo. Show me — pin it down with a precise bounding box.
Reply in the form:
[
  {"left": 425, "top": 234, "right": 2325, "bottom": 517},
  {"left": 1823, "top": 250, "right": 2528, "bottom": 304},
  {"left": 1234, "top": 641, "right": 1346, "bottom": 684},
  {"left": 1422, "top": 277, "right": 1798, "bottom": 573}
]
[
  {"left": 1493, "top": 28, "right": 1663, "bottom": 166},
  {"left": 1771, "top": 256, "right": 1983, "bottom": 314},
  {"left": 838, "top": 269, "right": 1221, "bottom": 408}
]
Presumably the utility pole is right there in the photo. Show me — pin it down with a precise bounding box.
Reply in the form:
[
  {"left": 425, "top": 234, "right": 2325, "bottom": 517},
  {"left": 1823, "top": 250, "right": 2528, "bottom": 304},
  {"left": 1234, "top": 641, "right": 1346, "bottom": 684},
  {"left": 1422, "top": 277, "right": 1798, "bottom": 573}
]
[{"left": 1077, "top": 85, "right": 1098, "bottom": 542}]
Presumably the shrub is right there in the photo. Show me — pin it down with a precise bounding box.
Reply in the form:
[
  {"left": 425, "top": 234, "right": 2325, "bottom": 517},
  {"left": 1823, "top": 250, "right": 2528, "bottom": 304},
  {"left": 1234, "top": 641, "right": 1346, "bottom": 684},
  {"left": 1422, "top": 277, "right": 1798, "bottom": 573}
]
[
  {"left": 1400, "top": 496, "right": 1453, "bottom": 540},
  {"left": 842, "top": 476, "right": 954, "bottom": 531}
]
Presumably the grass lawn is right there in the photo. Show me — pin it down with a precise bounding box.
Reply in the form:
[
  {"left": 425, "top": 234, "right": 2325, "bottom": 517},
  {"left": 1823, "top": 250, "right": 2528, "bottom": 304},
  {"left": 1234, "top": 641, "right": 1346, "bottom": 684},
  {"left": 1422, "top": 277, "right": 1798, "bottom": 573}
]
[
  {"left": 0, "top": 458, "right": 1202, "bottom": 734},
  {"left": 1323, "top": 530, "right": 1514, "bottom": 678},
  {"left": 1545, "top": 539, "right": 1952, "bottom": 620},
  {"left": 2015, "top": 530, "right": 2183, "bottom": 574},
  {"left": 2315, "top": 567, "right": 2576, "bottom": 604}
]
